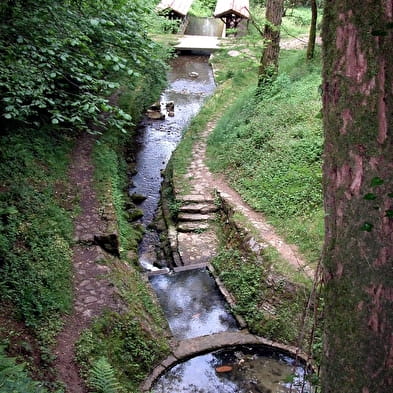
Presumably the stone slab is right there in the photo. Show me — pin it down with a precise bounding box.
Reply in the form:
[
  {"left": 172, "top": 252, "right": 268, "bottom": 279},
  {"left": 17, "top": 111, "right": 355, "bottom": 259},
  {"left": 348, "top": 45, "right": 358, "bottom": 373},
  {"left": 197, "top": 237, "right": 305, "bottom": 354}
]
[
  {"left": 178, "top": 213, "right": 213, "bottom": 221},
  {"left": 179, "top": 194, "right": 215, "bottom": 204},
  {"left": 179, "top": 203, "right": 218, "bottom": 214},
  {"left": 177, "top": 222, "right": 210, "bottom": 232}
]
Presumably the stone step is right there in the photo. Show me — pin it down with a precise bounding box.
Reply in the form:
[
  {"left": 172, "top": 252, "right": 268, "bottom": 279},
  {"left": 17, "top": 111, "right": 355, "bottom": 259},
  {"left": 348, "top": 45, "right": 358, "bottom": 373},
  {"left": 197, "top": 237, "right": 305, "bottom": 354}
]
[
  {"left": 179, "top": 203, "right": 218, "bottom": 214},
  {"left": 177, "top": 222, "right": 210, "bottom": 233},
  {"left": 177, "top": 213, "right": 214, "bottom": 222},
  {"left": 179, "top": 194, "right": 215, "bottom": 204}
]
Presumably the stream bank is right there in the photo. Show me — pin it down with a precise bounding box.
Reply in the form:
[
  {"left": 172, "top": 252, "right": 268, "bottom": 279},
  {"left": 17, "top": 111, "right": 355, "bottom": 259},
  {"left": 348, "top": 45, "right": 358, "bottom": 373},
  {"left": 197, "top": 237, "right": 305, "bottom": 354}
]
[{"left": 139, "top": 54, "right": 316, "bottom": 390}]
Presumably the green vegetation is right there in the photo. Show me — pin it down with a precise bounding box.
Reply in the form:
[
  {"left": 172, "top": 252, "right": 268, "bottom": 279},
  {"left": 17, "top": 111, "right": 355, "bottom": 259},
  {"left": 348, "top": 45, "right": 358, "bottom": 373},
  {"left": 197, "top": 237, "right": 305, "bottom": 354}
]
[
  {"left": 0, "top": 0, "right": 169, "bottom": 134},
  {"left": 189, "top": 0, "right": 216, "bottom": 17},
  {"left": 0, "top": 0, "right": 171, "bottom": 389},
  {"left": 77, "top": 263, "right": 170, "bottom": 393},
  {"left": 212, "top": 245, "right": 309, "bottom": 344},
  {"left": 0, "top": 346, "right": 52, "bottom": 393},
  {"left": 93, "top": 129, "right": 145, "bottom": 259},
  {"left": 208, "top": 49, "right": 324, "bottom": 263},
  {"left": 0, "top": 128, "right": 74, "bottom": 332}
]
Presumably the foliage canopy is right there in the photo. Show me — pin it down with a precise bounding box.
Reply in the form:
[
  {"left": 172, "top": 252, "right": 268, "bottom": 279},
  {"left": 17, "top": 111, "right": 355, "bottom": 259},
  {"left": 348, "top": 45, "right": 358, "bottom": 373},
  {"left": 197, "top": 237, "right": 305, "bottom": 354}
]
[{"left": 0, "top": 0, "right": 169, "bottom": 133}]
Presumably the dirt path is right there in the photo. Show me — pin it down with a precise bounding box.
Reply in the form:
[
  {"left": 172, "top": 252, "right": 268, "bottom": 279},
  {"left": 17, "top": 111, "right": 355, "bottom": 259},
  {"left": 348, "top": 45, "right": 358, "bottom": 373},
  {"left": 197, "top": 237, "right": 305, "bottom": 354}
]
[
  {"left": 53, "top": 133, "right": 123, "bottom": 393},
  {"left": 177, "top": 117, "right": 314, "bottom": 278}
]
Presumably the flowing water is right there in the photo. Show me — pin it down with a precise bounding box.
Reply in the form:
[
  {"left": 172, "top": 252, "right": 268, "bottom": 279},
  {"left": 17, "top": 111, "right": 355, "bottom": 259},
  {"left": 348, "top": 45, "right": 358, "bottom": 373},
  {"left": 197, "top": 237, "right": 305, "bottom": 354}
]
[
  {"left": 185, "top": 16, "right": 225, "bottom": 37},
  {"left": 130, "top": 55, "right": 215, "bottom": 270},
  {"left": 131, "top": 54, "right": 313, "bottom": 392},
  {"left": 149, "top": 268, "right": 238, "bottom": 339}
]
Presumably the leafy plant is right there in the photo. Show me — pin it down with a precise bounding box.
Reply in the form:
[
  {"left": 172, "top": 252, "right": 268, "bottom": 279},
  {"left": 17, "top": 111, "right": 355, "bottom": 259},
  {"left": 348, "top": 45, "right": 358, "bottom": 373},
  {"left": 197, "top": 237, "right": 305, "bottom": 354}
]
[
  {"left": 0, "top": 346, "right": 49, "bottom": 393},
  {"left": 0, "top": 0, "right": 169, "bottom": 134},
  {"left": 89, "top": 357, "right": 120, "bottom": 393}
]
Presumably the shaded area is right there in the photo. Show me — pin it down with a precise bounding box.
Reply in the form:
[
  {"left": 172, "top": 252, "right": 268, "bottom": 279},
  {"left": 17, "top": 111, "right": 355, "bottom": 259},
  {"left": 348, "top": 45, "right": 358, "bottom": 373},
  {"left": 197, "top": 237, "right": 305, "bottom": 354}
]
[
  {"left": 153, "top": 345, "right": 312, "bottom": 393},
  {"left": 149, "top": 268, "right": 238, "bottom": 339}
]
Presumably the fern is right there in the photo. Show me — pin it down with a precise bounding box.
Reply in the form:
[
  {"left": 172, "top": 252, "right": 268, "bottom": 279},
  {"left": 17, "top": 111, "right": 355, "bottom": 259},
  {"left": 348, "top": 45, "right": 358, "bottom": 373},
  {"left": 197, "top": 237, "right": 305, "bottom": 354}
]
[
  {"left": 0, "top": 346, "right": 48, "bottom": 393},
  {"left": 89, "top": 357, "right": 120, "bottom": 393}
]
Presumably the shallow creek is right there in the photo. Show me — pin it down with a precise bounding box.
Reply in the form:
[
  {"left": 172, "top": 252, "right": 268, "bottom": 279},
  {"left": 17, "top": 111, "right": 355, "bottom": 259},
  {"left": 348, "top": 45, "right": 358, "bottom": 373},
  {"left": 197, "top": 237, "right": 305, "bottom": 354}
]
[
  {"left": 131, "top": 55, "right": 312, "bottom": 393},
  {"left": 130, "top": 55, "right": 215, "bottom": 270}
]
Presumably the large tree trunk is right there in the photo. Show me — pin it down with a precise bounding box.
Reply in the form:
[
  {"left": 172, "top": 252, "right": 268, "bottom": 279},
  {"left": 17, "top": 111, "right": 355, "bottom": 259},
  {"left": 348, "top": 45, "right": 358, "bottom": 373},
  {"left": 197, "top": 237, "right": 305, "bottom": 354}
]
[
  {"left": 321, "top": 1, "right": 393, "bottom": 392},
  {"left": 306, "top": 0, "right": 317, "bottom": 59},
  {"left": 258, "top": 0, "right": 284, "bottom": 86}
]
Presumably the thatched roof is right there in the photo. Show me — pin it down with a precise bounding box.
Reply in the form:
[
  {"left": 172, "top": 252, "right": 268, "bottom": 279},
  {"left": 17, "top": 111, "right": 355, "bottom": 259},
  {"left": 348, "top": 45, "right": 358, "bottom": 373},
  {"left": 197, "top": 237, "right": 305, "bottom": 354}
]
[
  {"left": 214, "top": 0, "right": 250, "bottom": 19},
  {"left": 156, "top": 0, "right": 194, "bottom": 17}
]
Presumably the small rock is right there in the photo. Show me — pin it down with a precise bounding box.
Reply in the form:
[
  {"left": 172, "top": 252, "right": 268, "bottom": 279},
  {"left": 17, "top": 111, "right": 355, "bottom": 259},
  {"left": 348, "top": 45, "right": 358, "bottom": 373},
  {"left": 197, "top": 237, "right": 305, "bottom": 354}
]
[
  {"left": 84, "top": 296, "right": 97, "bottom": 304},
  {"left": 228, "top": 50, "right": 241, "bottom": 57},
  {"left": 130, "top": 193, "right": 147, "bottom": 204},
  {"left": 189, "top": 72, "right": 199, "bottom": 78},
  {"left": 165, "top": 101, "right": 175, "bottom": 111}
]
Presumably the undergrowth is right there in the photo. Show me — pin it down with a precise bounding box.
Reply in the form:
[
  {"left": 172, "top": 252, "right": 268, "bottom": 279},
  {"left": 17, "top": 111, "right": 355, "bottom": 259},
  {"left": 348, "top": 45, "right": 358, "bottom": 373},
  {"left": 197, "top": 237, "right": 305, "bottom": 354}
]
[
  {"left": 0, "top": 127, "right": 74, "bottom": 334},
  {"left": 93, "top": 129, "right": 144, "bottom": 259},
  {"left": 212, "top": 244, "right": 309, "bottom": 345},
  {"left": 0, "top": 346, "right": 54, "bottom": 393}
]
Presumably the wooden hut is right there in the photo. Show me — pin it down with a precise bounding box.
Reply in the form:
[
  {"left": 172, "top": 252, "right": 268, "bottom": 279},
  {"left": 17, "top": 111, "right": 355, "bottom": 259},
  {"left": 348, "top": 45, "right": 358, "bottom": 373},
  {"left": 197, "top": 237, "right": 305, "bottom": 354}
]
[
  {"left": 156, "top": 0, "right": 194, "bottom": 19},
  {"left": 214, "top": 0, "right": 250, "bottom": 29}
]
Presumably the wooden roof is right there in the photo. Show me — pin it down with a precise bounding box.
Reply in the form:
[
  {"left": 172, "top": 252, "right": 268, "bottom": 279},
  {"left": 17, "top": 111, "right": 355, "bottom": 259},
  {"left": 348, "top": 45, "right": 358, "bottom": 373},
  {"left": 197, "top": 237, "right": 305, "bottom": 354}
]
[
  {"left": 214, "top": 0, "right": 250, "bottom": 19},
  {"left": 156, "top": 0, "right": 194, "bottom": 17}
]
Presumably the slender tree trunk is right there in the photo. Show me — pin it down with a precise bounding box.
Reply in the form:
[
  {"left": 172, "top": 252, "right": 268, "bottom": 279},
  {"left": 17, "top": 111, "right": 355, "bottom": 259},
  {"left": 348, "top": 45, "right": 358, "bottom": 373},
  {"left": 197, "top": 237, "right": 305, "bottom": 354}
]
[
  {"left": 321, "top": 1, "right": 393, "bottom": 392},
  {"left": 306, "top": 0, "right": 317, "bottom": 59},
  {"left": 258, "top": 0, "right": 284, "bottom": 86}
]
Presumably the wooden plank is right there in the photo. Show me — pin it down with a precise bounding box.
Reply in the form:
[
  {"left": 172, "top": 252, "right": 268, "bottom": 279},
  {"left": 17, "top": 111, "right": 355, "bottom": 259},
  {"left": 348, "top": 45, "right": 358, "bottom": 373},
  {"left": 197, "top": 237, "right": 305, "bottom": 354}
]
[
  {"left": 214, "top": 0, "right": 250, "bottom": 19},
  {"left": 157, "top": 0, "right": 194, "bottom": 17}
]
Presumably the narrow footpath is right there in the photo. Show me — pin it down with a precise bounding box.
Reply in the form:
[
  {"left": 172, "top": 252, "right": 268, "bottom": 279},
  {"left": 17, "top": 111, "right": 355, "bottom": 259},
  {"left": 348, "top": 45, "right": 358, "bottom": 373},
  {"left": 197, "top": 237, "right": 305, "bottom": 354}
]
[
  {"left": 53, "top": 133, "right": 124, "bottom": 393},
  {"left": 172, "top": 117, "right": 314, "bottom": 278}
]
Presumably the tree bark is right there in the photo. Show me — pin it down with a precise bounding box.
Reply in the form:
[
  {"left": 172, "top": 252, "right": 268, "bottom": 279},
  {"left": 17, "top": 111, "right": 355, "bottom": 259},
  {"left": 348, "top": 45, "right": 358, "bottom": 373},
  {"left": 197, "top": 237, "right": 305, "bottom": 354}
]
[
  {"left": 306, "top": 0, "right": 317, "bottom": 59},
  {"left": 321, "top": 1, "right": 393, "bottom": 392},
  {"left": 258, "top": 0, "right": 284, "bottom": 86}
]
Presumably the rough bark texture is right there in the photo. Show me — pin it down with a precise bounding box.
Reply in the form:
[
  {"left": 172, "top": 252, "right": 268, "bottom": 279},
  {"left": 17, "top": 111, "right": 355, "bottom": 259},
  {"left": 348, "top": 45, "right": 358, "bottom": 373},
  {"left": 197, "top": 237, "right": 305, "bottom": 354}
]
[
  {"left": 321, "top": 1, "right": 393, "bottom": 392},
  {"left": 258, "top": 0, "right": 284, "bottom": 85},
  {"left": 306, "top": 0, "right": 318, "bottom": 59}
]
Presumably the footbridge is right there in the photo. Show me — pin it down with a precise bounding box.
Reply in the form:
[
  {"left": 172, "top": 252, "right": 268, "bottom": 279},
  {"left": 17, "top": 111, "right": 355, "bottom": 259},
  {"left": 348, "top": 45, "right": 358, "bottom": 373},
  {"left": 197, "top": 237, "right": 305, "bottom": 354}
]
[{"left": 174, "top": 34, "right": 222, "bottom": 52}]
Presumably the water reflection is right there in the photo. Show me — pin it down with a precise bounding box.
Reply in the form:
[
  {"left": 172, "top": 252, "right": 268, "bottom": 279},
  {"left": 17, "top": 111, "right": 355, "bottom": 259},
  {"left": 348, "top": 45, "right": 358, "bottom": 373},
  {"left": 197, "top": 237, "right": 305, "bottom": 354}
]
[
  {"left": 149, "top": 268, "right": 238, "bottom": 339},
  {"left": 153, "top": 346, "right": 313, "bottom": 393}
]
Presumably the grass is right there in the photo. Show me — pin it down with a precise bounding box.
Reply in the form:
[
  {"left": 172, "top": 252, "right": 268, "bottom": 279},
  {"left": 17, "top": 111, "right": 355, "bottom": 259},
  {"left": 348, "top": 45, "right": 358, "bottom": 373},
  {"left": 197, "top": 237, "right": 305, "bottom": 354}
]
[
  {"left": 207, "top": 48, "right": 324, "bottom": 265},
  {"left": 0, "top": 127, "right": 75, "bottom": 334},
  {"left": 212, "top": 243, "right": 310, "bottom": 345}
]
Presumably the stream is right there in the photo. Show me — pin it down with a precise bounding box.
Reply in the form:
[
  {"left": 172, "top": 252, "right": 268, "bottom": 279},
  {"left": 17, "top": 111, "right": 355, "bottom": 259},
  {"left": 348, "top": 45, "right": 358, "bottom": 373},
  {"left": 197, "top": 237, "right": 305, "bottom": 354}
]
[
  {"left": 130, "top": 52, "right": 312, "bottom": 393},
  {"left": 130, "top": 55, "right": 215, "bottom": 271}
]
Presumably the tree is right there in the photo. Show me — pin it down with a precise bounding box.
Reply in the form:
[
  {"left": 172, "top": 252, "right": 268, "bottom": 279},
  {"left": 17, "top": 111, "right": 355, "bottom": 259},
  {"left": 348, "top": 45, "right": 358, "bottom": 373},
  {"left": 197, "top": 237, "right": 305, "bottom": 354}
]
[
  {"left": 321, "top": 1, "right": 393, "bottom": 392},
  {"left": 258, "top": 0, "right": 285, "bottom": 86},
  {"left": 306, "top": 0, "right": 317, "bottom": 59}
]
